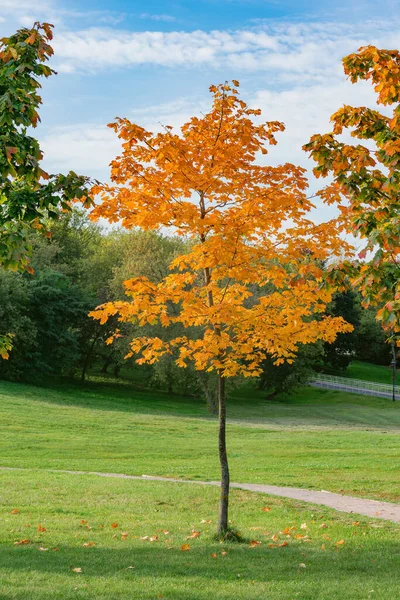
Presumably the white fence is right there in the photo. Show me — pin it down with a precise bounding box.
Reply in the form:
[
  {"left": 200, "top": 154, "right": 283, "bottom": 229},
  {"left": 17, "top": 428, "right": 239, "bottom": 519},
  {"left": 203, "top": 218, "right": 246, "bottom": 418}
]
[{"left": 311, "top": 373, "right": 397, "bottom": 400}]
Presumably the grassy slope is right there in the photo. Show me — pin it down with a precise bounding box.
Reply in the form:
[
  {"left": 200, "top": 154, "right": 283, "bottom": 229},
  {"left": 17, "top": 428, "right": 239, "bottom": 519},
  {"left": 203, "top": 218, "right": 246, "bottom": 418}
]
[
  {"left": 0, "top": 469, "right": 399, "bottom": 600},
  {"left": 0, "top": 379, "right": 399, "bottom": 501},
  {"left": 344, "top": 360, "right": 395, "bottom": 384}
]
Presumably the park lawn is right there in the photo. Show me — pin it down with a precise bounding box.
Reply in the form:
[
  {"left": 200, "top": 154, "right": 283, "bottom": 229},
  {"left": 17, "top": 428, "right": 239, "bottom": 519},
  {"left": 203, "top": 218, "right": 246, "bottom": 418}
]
[
  {"left": 344, "top": 361, "right": 395, "bottom": 384},
  {"left": 0, "top": 469, "right": 399, "bottom": 600},
  {"left": 0, "top": 379, "right": 399, "bottom": 501}
]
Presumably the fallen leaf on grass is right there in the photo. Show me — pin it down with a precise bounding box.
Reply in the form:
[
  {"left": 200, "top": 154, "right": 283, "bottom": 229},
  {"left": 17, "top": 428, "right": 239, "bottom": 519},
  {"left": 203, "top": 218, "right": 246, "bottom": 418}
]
[
  {"left": 37, "top": 524, "right": 47, "bottom": 532},
  {"left": 82, "top": 542, "right": 96, "bottom": 547},
  {"left": 10, "top": 509, "right": 19, "bottom": 514},
  {"left": 111, "top": 523, "right": 119, "bottom": 529},
  {"left": 72, "top": 568, "right": 82, "bottom": 573},
  {"left": 14, "top": 539, "right": 31, "bottom": 545},
  {"left": 268, "top": 541, "right": 288, "bottom": 548},
  {"left": 319, "top": 523, "right": 328, "bottom": 529},
  {"left": 300, "top": 523, "right": 308, "bottom": 530},
  {"left": 335, "top": 540, "right": 345, "bottom": 547},
  {"left": 294, "top": 534, "right": 306, "bottom": 540},
  {"left": 262, "top": 507, "right": 272, "bottom": 512},
  {"left": 141, "top": 536, "right": 149, "bottom": 541},
  {"left": 38, "top": 547, "right": 48, "bottom": 551},
  {"left": 121, "top": 532, "right": 129, "bottom": 540},
  {"left": 271, "top": 534, "right": 279, "bottom": 542},
  {"left": 211, "top": 553, "right": 217, "bottom": 558},
  {"left": 201, "top": 519, "right": 212, "bottom": 524},
  {"left": 181, "top": 544, "right": 190, "bottom": 552},
  {"left": 221, "top": 551, "right": 228, "bottom": 555},
  {"left": 188, "top": 531, "right": 201, "bottom": 539},
  {"left": 299, "top": 563, "right": 306, "bottom": 568},
  {"left": 282, "top": 527, "right": 295, "bottom": 535},
  {"left": 249, "top": 540, "right": 262, "bottom": 548},
  {"left": 353, "top": 521, "right": 360, "bottom": 526}
]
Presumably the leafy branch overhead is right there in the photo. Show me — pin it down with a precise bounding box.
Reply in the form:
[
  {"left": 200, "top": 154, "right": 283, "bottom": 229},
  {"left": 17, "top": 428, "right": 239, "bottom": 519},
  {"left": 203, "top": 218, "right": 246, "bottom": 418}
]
[
  {"left": 303, "top": 45, "right": 400, "bottom": 340},
  {"left": 0, "top": 21, "right": 94, "bottom": 273}
]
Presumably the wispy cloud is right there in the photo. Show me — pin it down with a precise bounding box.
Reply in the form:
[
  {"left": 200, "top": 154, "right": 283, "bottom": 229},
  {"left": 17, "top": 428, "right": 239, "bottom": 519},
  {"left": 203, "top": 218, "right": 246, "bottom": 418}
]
[
  {"left": 140, "top": 13, "right": 176, "bottom": 23},
  {"left": 51, "top": 19, "right": 400, "bottom": 77}
]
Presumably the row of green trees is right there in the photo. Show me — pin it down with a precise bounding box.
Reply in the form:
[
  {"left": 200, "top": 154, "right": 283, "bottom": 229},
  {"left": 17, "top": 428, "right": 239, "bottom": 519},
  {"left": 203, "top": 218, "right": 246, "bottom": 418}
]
[{"left": 0, "top": 210, "right": 390, "bottom": 399}]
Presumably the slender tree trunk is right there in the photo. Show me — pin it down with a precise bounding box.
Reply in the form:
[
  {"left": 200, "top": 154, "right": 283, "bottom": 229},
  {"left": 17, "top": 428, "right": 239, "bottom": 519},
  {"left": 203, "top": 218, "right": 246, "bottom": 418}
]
[
  {"left": 217, "top": 372, "right": 230, "bottom": 535},
  {"left": 101, "top": 353, "right": 113, "bottom": 374},
  {"left": 199, "top": 193, "right": 230, "bottom": 535},
  {"left": 81, "top": 336, "right": 97, "bottom": 382}
]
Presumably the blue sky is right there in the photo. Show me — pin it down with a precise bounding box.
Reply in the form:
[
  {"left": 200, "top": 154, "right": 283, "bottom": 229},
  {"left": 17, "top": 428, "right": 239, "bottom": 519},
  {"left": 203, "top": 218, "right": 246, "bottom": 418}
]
[{"left": 1, "top": 0, "right": 400, "bottom": 221}]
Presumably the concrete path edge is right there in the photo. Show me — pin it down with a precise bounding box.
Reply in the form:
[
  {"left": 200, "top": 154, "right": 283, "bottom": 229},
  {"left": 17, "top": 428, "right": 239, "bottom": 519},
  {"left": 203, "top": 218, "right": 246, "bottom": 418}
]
[{"left": 1, "top": 466, "right": 399, "bottom": 524}]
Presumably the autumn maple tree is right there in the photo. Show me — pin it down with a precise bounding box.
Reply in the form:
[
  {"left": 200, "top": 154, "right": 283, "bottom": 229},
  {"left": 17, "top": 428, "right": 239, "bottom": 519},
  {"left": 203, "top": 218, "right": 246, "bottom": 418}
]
[
  {"left": 0, "top": 22, "right": 94, "bottom": 358},
  {"left": 304, "top": 46, "right": 400, "bottom": 347},
  {"left": 90, "top": 81, "right": 352, "bottom": 535}
]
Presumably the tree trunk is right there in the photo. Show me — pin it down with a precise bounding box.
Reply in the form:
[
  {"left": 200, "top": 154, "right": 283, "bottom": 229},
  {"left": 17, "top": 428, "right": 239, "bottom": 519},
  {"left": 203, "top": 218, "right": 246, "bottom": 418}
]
[
  {"left": 81, "top": 333, "right": 99, "bottom": 382},
  {"left": 196, "top": 372, "right": 218, "bottom": 414},
  {"left": 101, "top": 354, "right": 113, "bottom": 373},
  {"left": 217, "top": 373, "right": 230, "bottom": 535}
]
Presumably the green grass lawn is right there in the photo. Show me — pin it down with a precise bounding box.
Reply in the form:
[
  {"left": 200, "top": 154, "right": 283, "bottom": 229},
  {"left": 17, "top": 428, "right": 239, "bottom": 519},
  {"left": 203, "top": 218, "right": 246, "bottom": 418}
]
[
  {"left": 0, "top": 378, "right": 399, "bottom": 501},
  {"left": 0, "top": 469, "right": 399, "bottom": 600},
  {"left": 344, "top": 361, "right": 396, "bottom": 384}
]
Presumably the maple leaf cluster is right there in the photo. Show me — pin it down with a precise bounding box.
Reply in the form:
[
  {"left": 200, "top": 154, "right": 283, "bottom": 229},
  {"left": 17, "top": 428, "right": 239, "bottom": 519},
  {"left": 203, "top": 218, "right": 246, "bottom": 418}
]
[{"left": 90, "top": 82, "right": 353, "bottom": 376}]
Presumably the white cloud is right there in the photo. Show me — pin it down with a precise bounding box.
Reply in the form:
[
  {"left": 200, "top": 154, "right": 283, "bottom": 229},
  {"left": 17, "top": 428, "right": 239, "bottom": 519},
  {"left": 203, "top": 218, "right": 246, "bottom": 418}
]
[
  {"left": 51, "top": 19, "right": 400, "bottom": 76},
  {"left": 39, "top": 124, "right": 120, "bottom": 177},
  {"left": 140, "top": 13, "right": 176, "bottom": 23},
  {"left": 0, "top": 0, "right": 51, "bottom": 9}
]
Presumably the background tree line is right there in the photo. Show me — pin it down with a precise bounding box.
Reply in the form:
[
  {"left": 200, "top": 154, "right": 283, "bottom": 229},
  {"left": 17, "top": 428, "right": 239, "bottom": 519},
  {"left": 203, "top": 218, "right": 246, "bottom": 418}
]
[{"left": 0, "top": 209, "right": 390, "bottom": 403}]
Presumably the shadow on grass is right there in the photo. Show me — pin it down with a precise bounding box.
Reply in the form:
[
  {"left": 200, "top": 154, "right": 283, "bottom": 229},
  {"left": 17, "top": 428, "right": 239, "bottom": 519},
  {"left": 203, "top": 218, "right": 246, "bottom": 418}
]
[
  {"left": 1, "top": 374, "right": 399, "bottom": 433},
  {"left": 2, "top": 541, "right": 399, "bottom": 582}
]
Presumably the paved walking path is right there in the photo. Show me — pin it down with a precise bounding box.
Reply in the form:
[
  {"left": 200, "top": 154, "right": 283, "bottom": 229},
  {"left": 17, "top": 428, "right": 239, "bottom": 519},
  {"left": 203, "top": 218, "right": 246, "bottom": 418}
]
[{"left": 2, "top": 466, "right": 399, "bottom": 524}]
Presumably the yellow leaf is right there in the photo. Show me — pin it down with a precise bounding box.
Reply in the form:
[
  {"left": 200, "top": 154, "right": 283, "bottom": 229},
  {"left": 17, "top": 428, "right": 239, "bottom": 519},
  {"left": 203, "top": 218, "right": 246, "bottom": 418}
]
[
  {"left": 181, "top": 544, "right": 190, "bottom": 551},
  {"left": 188, "top": 530, "right": 201, "bottom": 539}
]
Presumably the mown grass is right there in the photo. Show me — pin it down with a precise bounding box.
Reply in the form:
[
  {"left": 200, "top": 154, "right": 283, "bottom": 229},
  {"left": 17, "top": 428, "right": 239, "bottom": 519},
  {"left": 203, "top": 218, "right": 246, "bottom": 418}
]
[
  {"left": 0, "top": 378, "right": 399, "bottom": 501},
  {"left": 0, "top": 469, "right": 399, "bottom": 600},
  {"left": 345, "top": 360, "right": 396, "bottom": 385}
]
